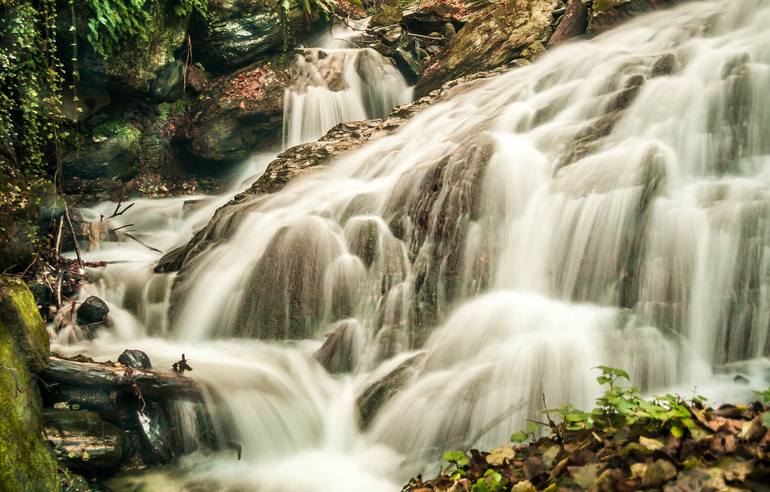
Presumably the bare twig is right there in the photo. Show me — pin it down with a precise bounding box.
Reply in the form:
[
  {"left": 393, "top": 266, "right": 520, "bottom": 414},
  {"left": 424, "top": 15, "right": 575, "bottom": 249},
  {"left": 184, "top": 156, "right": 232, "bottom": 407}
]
[
  {"left": 123, "top": 233, "right": 163, "bottom": 253},
  {"left": 107, "top": 201, "right": 134, "bottom": 219},
  {"left": 54, "top": 216, "right": 64, "bottom": 256},
  {"left": 110, "top": 224, "right": 134, "bottom": 233},
  {"left": 63, "top": 204, "right": 83, "bottom": 267}
]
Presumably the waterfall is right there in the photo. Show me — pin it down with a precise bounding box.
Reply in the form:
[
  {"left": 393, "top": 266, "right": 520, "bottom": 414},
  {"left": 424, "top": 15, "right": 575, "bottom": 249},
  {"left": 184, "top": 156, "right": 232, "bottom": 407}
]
[
  {"left": 57, "top": 1, "right": 770, "bottom": 490},
  {"left": 283, "top": 48, "right": 412, "bottom": 147}
]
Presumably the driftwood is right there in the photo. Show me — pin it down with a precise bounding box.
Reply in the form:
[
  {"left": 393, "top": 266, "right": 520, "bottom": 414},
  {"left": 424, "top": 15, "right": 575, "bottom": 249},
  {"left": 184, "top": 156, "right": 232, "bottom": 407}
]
[{"left": 41, "top": 356, "right": 204, "bottom": 401}]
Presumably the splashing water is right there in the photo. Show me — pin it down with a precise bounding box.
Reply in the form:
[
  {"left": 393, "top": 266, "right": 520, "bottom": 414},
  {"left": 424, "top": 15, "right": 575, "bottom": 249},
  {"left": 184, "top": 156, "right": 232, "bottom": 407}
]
[{"left": 60, "top": 2, "right": 770, "bottom": 490}]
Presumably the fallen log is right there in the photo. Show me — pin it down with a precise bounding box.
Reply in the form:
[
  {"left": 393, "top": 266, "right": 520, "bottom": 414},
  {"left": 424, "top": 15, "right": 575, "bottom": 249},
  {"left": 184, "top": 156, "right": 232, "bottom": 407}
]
[{"left": 41, "top": 356, "right": 204, "bottom": 401}]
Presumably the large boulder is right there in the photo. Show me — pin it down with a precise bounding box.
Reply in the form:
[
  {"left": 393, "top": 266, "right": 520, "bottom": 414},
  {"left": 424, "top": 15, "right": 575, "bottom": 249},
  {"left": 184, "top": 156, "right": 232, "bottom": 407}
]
[
  {"left": 191, "top": 0, "right": 312, "bottom": 73},
  {"left": 414, "top": 0, "right": 558, "bottom": 97},
  {"left": 0, "top": 277, "right": 59, "bottom": 491},
  {"left": 0, "top": 277, "right": 50, "bottom": 372},
  {"left": 176, "top": 62, "right": 289, "bottom": 166}
]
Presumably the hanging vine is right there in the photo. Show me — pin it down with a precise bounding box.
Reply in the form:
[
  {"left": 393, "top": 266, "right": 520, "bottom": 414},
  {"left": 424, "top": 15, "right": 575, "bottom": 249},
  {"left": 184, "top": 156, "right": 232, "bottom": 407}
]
[{"left": 0, "top": 0, "right": 65, "bottom": 271}]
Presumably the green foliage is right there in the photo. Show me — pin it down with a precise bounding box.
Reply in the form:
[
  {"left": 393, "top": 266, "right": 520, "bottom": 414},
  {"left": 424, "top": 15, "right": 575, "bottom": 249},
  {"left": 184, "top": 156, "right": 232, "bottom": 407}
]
[
  {"left": 472, "top": 469, "right": 503, "bottom": 492},
  {"left": 84, "top": 0, "right": 208, "bottom": 57},
  {"left": 503, "top": 366, "right": 711, "bottom": 440},
  {"left": 509, "top": 431, "right": 527, "bottom": 443},
  {"left": 0, "top": 0, "right": 63, "bottom": 173}
]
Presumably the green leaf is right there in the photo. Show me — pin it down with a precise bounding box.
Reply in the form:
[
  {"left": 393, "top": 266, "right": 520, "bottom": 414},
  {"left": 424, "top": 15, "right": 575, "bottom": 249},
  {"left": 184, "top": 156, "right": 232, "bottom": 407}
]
[
  {"left": 443, "top": 450, "right": 469, "bottom": 467},
  {"left": 510, "top": 431, "right": 528, "bottom": 443},
  {"left": 670, "top": 424, "right": 684, "bottom": 438}
]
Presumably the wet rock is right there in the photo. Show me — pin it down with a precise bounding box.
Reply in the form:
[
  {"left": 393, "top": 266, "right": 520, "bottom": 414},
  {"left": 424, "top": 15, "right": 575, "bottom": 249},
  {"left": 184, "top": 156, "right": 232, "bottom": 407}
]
[
  {"left": 548, "top": 0, "right": 589, "bottom": 47},
  {"left": 314, "top": 320, "right": 363, "bottom": 373},
  {"left": 176, "top": 62, "right": 289, "bottom": 165},
  {"left": 0, "top": 277, "right": 59, "bottom": 491},
  {"left": 588, "top": 0, "right": 678, "bottom": 34},
  {"left": 118, "top": 349, "right": 153, "bottom": 370},
  {"left": 150, "top": 60, "right": 186, "bottom": 102},
  {"left": 357, "top": 351, "right": 427, "bottom": 428},
  {"left": 246, "top": 119, "right": 403, "bottom": 196},
  {"left": 414, "top": 0, "right": 558, "bottom": 98},
  {"left": 44, "top": 409, "right": 125, "bottom": 476},
  {"left": 76, "top": 296, "right": 110, "bottom": 326},
  {"left": 137, "top": 401, "right": 174, "bottom": 463},
  {"left": 393, "top": 47, "right": 423, "bottom": 83},
  {"left": 190, "top": 0, "right": 310, "bottom": 72}
]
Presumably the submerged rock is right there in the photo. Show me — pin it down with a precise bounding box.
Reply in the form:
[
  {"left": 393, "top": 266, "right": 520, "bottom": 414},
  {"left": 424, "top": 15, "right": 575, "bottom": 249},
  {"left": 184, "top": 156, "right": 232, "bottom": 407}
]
[
  {"left": 76, "top": 296, "right": 110, "bottom": 327},
  {"left": 0, "top": 278, "right": 59, "bottom": 491},
  {"left": 314, "top": 320, "right": 363, "bottom": 373},
  {"left": 137, "top": 401, "right": 175, "bottom": 463},
  {"left": 357, "top": 351, "right": 427, "bottom": 428}
]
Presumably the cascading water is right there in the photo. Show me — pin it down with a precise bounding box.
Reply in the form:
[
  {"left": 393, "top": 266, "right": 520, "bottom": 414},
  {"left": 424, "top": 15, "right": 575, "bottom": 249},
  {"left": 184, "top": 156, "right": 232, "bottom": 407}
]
[
  {"left": 283, "top": 47, "right": 412, "bottom": 147},
  {"left": 57, "top": 2, "right": 770, "bottom": 490}
]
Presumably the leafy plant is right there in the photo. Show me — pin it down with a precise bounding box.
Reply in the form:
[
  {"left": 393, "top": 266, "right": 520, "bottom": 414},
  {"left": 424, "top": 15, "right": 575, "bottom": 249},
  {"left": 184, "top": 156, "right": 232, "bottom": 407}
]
[
  {"left": 442, "top": 450, "right": 470, "bottom": 480},
  {"left": 471, "top": 469, "right": 503, "bottom": 492},
  {"left": 503, "top": 366, "right": 712, "bottom": 440},
  {"left": 84, "top": 0, "right": 208, "bottom": 57}
]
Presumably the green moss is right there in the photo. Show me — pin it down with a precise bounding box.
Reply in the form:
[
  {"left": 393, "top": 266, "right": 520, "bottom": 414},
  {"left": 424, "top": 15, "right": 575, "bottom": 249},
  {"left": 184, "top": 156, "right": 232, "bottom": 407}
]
[
  {"left": 0, "top": 278, "right": 59, "bottom": 492},
  {"left": 92, "top": 121, "right": 142, "bottom": 142},
  {"left": 0, "top": 277, "right": 49, "bottom": 372},
  {"left": 158, "top": 98, "right": 189, "bottom": 121}
]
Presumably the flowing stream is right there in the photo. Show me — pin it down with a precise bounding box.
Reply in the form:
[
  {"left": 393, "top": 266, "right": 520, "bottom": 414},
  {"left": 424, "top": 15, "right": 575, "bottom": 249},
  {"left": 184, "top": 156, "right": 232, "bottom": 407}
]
[{"left": 56, "top": 1, "right": 770, "bottom": 490}]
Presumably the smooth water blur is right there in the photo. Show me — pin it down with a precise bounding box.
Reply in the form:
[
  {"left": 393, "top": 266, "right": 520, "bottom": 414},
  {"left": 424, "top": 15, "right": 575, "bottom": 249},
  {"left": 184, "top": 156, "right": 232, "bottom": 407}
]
[
  {"left": 59, "top": 2, "right": 770, "bottom": 490},
  {"left": 283, "top": 47, "right": 412, "bottom": 147}
]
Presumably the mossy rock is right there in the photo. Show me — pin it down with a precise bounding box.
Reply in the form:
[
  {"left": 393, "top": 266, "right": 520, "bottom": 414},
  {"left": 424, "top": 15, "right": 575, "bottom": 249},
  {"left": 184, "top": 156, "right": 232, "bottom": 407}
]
[
  {"left": 75, "top": 2, "right": 189, "bottom": 93},
  {"left": 0, "top": 276, "right": 50, "bottom": 372},
  {"left": 62, "top": 121, "right": 142, "bottom": 182},
  {"left": 0, "top": 277, "right": 59, "bottom": 492}
]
